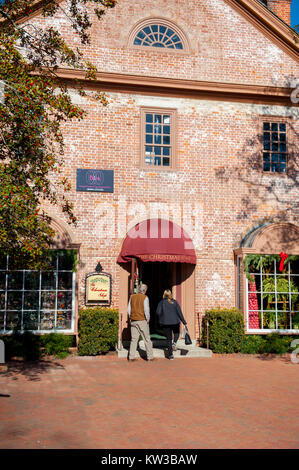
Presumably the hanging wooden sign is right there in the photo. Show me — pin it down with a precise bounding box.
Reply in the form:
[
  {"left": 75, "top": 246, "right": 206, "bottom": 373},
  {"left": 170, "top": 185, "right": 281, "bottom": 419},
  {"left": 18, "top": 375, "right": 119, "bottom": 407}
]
[{"left": 85, "top": 272, "right": 112, "bottom": 305}]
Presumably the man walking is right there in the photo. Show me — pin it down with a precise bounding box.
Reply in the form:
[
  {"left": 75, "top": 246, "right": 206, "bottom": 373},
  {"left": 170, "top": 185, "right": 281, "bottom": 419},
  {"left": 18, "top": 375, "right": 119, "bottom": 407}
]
[{"left": 127, "top": 284, "right": 155, "bottom": 362}]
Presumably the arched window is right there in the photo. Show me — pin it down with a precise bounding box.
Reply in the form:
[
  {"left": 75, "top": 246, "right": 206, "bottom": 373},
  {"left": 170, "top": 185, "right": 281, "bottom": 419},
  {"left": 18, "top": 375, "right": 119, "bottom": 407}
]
[
  {"left": 235, "top": 223, "right": 299, "bottom": 333},
  {"left": 129, "top": 19, "right": 189, "bottom": 52},
  {"left": 134, "top": 24, "right": 183, "bottom": 49}
]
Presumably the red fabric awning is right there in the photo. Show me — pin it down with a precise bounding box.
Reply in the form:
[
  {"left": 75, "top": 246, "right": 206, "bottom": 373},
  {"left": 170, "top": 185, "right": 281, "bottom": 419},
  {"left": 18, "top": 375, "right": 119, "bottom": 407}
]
[{"left": 117, "top": 219, "right": 196, "bottom": 264}]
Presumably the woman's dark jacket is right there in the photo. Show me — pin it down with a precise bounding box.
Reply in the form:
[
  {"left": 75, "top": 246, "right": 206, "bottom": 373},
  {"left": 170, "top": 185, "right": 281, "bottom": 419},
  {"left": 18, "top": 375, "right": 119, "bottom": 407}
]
[{"left": 156, "top": 298, "right": 186, "bottom": 326}]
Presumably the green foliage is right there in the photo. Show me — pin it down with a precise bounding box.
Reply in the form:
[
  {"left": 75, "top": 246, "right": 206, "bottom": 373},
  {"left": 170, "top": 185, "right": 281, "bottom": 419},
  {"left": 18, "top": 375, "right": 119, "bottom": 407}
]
[
  {"left": 244, "top": 254, "right": 277, "bottom": 281},
  {"left": 244, "top": 254, "right": 299, "bottom": 281},
  {"left": 292, "top": 313, "right": 299, "bottom": 329},
  {"left": 201, "top": 308, "right": 299, "bottom": 355},
  {"left": 78, "top": 307, "right": 119, "bottom": 356},
  {"left": 240, "top": 335, "right": 265, "bottom": 354},
  {"left": 1, "top": 330, "right": 75, "bottom": 360},
  {"left": 261, "top": 333, "right": 293, "bottom": 354},
  {"left": 241, "top": 334, "right": 297, "bottom": 354},
  {"left": 262, "top": 276, "right": 298, "bottom": 305},
  {"left": 2, "top": 330, "right": 42, "bottom": 360},
  {"left": 202, "top": 308, "right": 245, "bottom": 353},
  {"left": 40, "top": 333, "right": 74, "bottom": 358},
  {"left": 51, "top": 249, "right": 79, "bottom": 272},
  {"left": 0, "top": 0, "right": 116, "bottom": 269}
]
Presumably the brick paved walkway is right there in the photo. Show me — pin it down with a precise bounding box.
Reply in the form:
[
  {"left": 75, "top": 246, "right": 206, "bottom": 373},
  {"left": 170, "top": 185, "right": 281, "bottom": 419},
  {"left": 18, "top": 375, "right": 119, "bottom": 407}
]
[{"left": 0, "top": 354, "right": 298, "bottom": 449}]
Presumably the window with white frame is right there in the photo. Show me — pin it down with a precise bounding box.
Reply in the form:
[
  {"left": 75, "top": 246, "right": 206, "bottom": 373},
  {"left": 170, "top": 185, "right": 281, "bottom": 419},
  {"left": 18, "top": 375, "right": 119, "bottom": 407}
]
[
  {"left": 0, "top": 251, "right": 76, "bottom": 333},
  {"left": 141, "top": 108, "right": 176, "bottom": 168},
  {"left": 133, "top": 24, "right": 184, "bottom": 49},
  {"left": 246, "top": 255, "right": 299, "bottom": 331}
]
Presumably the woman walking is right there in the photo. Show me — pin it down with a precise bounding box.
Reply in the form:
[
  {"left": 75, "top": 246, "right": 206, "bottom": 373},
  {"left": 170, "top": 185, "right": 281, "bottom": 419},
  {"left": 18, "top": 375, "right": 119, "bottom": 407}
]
[{"left": 156, "top": 289, "right": 187, "bottom": 360}]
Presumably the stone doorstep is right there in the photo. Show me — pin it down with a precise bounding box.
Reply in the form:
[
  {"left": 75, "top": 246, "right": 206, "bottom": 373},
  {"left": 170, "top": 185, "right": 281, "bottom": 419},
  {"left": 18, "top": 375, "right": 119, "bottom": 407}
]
[{"left": 117, "top": 339, "right": 212, "bottom": 358}]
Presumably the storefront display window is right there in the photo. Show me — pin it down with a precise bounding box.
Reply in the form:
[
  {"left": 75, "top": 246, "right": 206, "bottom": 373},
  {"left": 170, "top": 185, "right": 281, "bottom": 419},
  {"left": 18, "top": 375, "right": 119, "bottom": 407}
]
[
  {"left": 0, "top": 251, "right": 76, "bottom": 333},
  {"left": 245, "top": 255, "right": 299, "bottom": 332}
]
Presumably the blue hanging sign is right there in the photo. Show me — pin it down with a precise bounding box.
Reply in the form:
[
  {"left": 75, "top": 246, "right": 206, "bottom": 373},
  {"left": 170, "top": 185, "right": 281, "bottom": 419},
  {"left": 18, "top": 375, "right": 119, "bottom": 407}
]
[{"left": 76, "top": 169, "right": 114, "bottom": 193}]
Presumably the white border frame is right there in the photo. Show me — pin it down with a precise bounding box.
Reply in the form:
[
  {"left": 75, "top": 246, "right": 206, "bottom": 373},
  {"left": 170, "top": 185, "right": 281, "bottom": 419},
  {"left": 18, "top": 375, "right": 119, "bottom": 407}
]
[{"left": 0, "top": 254, "right": 76, "bottom": 335}]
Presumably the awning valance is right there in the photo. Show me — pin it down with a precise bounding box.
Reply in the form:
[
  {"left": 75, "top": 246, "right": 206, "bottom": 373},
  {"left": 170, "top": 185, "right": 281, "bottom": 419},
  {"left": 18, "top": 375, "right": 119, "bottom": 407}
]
[{"left": 117, "top": 219, "right": 196, "bottom": 264}]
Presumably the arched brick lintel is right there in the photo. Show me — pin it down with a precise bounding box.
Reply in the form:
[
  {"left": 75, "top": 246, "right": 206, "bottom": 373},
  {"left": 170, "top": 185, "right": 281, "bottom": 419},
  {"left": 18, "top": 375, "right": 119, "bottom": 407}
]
[
  {"left": 243, "top": 222, "right": 299, "bottom": 254},
  {"left": 46, "top": 213, "right": 80, "bottom": 250},
  {"left": 249, "top": 222, "right": 299, "bottom": 254}
]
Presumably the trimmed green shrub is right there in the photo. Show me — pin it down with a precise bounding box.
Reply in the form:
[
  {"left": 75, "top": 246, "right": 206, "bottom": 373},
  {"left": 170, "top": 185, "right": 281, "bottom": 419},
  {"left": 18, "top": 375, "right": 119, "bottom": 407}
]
[
  {"left": 202, "top": 308, "right": 245, "bottom": 353},
  {"left": 78, "top": 307, "right": 119, "bottom": 356},
  {"left": 240, "top": 335, "right": 265, "bottom": 354},
  {"left": 261, "top": 333, "right": 291, "bottom": 354},
  {"left": 2, "top": 330, "right": 42, "bottom": 361},
  {"left": 240, "top": 334, "right": 298, "bottom": 354},
  {"left": 1, "top": 331, "right": 75, "bottom": 360},
  {"left": 41, "top": 333, "right": 74, "bottom": 358}
]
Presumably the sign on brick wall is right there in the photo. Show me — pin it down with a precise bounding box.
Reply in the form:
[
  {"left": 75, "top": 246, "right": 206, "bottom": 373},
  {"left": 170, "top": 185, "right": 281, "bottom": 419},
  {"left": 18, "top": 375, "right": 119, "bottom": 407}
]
[
  {"left": 76, "top": 169, "right": 114, "bottom": 193},
  {"left": 85, "top": 272, "right": 112, "bottom": 305}
]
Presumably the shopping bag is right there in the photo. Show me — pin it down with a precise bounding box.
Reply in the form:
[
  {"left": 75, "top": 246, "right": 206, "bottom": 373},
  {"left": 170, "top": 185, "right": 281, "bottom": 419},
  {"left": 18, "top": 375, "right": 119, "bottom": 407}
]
[{"left": 185, "top": 331, "right": 192, "bottom": 345}]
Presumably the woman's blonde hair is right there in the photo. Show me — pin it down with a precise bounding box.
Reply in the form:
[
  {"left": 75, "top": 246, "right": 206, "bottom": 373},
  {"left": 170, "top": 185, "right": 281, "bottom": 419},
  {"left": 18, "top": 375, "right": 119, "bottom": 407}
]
[{"left": 163, "top": 289, "right": 173, "bottom": 303}]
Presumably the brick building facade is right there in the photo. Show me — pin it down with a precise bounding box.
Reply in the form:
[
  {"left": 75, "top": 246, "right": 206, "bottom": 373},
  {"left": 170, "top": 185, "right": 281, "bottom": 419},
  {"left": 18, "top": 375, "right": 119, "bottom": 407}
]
[{"left": 1, "top": 0, "right": 298, "bottom": 342}]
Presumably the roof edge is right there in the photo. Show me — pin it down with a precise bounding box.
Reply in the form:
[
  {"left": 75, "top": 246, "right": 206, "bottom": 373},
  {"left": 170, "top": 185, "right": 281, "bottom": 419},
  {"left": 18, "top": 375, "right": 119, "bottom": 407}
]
[{"left": 225, "top": 0, "right": 298, "bottom": 60}]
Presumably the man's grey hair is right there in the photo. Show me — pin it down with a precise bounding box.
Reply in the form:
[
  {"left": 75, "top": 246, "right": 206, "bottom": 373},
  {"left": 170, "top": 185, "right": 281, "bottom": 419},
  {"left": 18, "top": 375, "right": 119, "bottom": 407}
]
[{"left": 140, "top": 284, "right": 148, "bottom": 294}]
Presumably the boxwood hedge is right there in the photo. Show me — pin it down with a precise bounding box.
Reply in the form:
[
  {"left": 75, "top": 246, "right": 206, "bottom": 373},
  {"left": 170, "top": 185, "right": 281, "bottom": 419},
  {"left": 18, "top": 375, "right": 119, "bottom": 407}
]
[
  {"left": 201, "top": 309, "right": 298, "bottom": 354},
  {"left": 78, "top": 307, "right": 119, "bottom": 356},
  {"left": 202, "top": 308, "right": 245, "bottom": 353}
]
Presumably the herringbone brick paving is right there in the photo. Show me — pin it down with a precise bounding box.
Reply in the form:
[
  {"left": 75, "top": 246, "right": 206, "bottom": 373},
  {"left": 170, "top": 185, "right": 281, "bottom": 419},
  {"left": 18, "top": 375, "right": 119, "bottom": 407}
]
[{"left": 0, "top": 355, "right": 298, "bottom": 449}]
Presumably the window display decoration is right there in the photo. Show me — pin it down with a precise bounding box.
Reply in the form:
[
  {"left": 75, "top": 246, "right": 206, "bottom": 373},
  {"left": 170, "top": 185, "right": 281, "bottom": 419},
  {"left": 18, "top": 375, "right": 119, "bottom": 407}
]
[
  {"left": 244, "top": 254, "right": 299, "bottom": 281},
  {"left": 245, "top": 254, "right": 299, "bottom": 331},
  {"left": 0, "top": 251, "right": 75, "bottom": 333},
  {"left": 279, "top": 252, "right": 288, "bottom": 272}
]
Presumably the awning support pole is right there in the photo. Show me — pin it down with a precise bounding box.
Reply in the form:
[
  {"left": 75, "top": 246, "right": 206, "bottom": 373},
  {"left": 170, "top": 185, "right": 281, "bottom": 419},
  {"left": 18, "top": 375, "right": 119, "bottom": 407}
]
[{"left": 130, "top": 258, "right": 135, "bottom": 295}]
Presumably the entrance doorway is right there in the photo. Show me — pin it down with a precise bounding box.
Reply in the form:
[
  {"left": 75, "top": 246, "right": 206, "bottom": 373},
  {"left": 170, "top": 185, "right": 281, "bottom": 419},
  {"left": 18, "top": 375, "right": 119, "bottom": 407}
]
[
  {"left": 130, "top": 260, "right": 177, "bottom": 338},
  {"left": 118, "top": 218, "right": 197, "bottom": 341},
  {"left": 141, "top": 261, "right": 174, "bottom": 338},
  {"left": 119, "top": 259, "right": 195, "bottom": 341}
]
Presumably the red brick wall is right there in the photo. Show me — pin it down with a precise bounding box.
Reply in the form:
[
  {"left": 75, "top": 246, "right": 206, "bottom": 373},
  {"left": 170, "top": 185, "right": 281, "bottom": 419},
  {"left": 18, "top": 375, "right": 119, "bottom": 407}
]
[
  {"left": 27, "top": 0, "right": 298, "bottom": 86},
  {"left": 268, "top": 0, "right": 292, "bottom": 25},
  {"left": 26, "top": 0, "right": 298, "bottom": 337},
  {"left": 45, "top": 93, "right": 298, "bottom": 336}
]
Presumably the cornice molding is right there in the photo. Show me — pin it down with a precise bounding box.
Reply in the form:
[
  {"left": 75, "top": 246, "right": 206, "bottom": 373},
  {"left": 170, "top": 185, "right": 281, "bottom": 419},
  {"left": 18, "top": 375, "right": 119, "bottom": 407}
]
[{"left": 53, "top": 68, "right": 298, "bottom": 107}]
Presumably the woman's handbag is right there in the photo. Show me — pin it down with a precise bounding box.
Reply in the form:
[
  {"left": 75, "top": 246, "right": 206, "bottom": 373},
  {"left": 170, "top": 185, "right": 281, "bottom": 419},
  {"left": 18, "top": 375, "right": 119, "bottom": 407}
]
[{"left": 183, "top": 325, "right": 192, "bottom": 345}]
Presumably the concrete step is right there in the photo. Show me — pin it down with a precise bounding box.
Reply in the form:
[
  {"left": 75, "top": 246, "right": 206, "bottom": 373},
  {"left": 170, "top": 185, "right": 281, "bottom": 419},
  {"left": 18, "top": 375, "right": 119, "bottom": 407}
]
[{"left": 117, "top": 339, "right": 212, "bottom": 359}]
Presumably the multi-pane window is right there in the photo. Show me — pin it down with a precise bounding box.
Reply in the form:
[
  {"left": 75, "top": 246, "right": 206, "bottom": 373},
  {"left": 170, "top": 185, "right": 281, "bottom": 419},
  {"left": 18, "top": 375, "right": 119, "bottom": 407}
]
[
  {"left": 142, "top": 109, "right": 175, "bottom": 168},
  {"left": 0, "top": 251, "right": 76, "bottom": 333},
  {"left": 133, "top": 24, "right": 184, "bottom": 49},
  {"left": 263, "top": 122, "right": 287, "bottom": 173},
  {"left": 247, "top": 257, "right": 299, "bottom": 331}
]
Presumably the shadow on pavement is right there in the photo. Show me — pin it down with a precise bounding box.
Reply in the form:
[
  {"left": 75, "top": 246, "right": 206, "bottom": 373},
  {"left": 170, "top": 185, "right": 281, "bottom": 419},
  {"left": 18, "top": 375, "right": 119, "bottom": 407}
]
[
  {"left": 256, "top": 353, "right": 293, "bottom": 364},
  {"left": 3, "top": 360, "right": 65, "bottom": 381}
]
